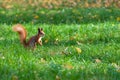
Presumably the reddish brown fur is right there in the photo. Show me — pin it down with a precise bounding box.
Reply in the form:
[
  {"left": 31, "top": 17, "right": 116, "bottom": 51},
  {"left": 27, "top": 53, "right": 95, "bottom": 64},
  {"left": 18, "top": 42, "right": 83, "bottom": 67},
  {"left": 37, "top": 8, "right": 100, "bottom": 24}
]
[{"left": 13, "top": 24, "right": 45, "bottom": 49}]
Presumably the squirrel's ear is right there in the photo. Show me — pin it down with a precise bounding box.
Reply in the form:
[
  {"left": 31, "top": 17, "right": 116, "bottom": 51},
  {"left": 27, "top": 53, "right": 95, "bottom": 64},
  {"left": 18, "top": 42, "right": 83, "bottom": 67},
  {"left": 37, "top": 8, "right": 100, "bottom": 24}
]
[
  {"left": 40, "top": 28, "right": 43, "bottom": 31},
  {"left": 38, "top": 28, "right": 40, "bottom": 32},
  {"left": 38, "top": 28, "right": 43, "bottom": 31}
]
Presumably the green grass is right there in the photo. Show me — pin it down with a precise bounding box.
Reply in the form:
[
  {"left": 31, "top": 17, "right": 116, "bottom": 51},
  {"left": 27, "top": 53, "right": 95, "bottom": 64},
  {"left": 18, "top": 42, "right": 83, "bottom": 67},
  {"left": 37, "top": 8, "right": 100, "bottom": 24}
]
[
  {"left": 0, "top": 8, "right": 120, "bottom": 24},
  {"left": 0, "top": 21, "right": 120, "bottom": 80}
]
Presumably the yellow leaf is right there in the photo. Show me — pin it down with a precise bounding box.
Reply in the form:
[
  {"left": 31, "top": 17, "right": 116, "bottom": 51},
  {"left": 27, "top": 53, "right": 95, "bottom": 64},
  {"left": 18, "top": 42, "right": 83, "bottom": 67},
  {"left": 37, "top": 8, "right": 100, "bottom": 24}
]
[
  {"left": 95, "top": 59, "right": 101, "bottom": 63},
  {"left": 54, "top": 38, "right": 59, "bottom": 44},
  {"left": 76, "top": 41, "right": 82, "bottom": 45},
  {"left": 12, "top": 75, "right": 18, "bottom": 80},
  {"left": 117, "top": 69, "right": 120, "bottom": 72},
  {"left": 40, "top": 58, "right": 46, "bottom": 63},
  {"left": 44, "top": 39, "right": 49, "bottom": 43},
  {"left": 111, "top": 63, "right": 120, "bottom": 72},
  {"left": 34, "top": 15, "right": 39, "bottom": 19},
  {"left": 70, "top": 36, "right": 74, "bottom": 40},
  {"left": 75, "top": 47, "right": 82, "bottom": 54},
  {"left": 112, "top": 63, "right": 120, "bottom": 68},
  {"left": 56, "top": 75, "right": 60, "bottom": 80},
  {"left": 64, "top": 64, "right": 73, "bottom": 70},
  {"left": 117, "top": 17, "right": 120, "bottom": 21}
]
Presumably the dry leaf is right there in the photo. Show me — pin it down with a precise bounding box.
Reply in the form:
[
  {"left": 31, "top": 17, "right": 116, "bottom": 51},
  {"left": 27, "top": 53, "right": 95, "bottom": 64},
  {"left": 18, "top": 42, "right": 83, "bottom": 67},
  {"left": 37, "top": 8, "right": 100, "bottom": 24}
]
[
  {"left": 40, "top": 58, "right": 46, "bottom": 63},
  {"left": 64, "top": 64, "right": 73, "bottom": 70},
  {"left": 117, "top": 17, "right": 120, "bottom": 21},
  {"left": 54, "top": 38, "right": 59, "bottom": 44},
  {"left": 61, "top": 47, "right": 68, "bottom": 54},
  {"left": 34, "top": 15, "right": 39, "bottom": 19},
  {"left": 111, "top": 63, "right": 120, "bottom": 72},
  {"left": 56, "top": 75, "right": 60, "bottom": 80},
  {"left": 44, "top": 39, "right": 49, "bottom": 43},
  {"left": 95, "top": 59, "right": 101, "bottom": 63},
  {"left": 112, "top": 63, "right": 120, "bottom": 69},
  {"left": 117, "top": 69, "right": 120, "bottom": 72},
  {"left": 12, "top": 75, "right": 18, "bottom": 80},
  {"left": 75, "top": 47, "right": 82, "bottom": 54},
  {"left": 70, "top": 36, "right": 74, "bottom": 40}
]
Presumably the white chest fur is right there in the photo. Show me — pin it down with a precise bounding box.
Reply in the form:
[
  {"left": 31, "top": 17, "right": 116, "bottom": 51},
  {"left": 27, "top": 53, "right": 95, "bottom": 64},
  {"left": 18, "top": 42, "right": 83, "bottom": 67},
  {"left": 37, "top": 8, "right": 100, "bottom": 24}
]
[{"left": 38, "top": 37, "right": 42, "bottom": 42}]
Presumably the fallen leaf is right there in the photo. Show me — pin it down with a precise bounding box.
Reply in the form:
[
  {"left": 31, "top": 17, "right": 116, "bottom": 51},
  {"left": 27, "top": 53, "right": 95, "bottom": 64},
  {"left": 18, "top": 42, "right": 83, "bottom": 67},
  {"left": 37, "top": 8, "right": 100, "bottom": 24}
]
[
  {"left": 34, "top": 15, "right": 39, "bottom": 19},
  {"left": 70, "top": 36, "right": 74, "bottom": 40},
  {"left": 12, "top": 75, "right": 18, "bottom": 80},
  {"left": 54, "top": 38, "right": 59, "bottom": 44},
  {"left": 64, "top": 63, "right": 73, "bottom": 70},
  {"left": 117, "top": 69, "right": 120, "bottom": 72},
  {"left": 44, "top": 39, "right": 49, "bottom": 43},
  {"left": 61, "top": 47, "right": 68, "bottom": 55},
  {"left": 112, "top": 63, "right": 120, "bottom": 69},
  {"left": 76, "top": 41, "right": 82, "bottom": 45},
  {"left": 75, "top": 47, "right": 82, "bottom": 54},
  {"left": 56, "top": 75, "right": 60, "bottom": 80},
  {"left": 117, "top": 17, "right": 120, "bottom": 21},
  {"left": 111, "top": 63, "right": 120, "bottom": 72},
  {"left": 40, "top": 58, "right": 46, "bottom": 63},
  {"left": 95, "top": 59, "right": 101, "bottom": 63}
]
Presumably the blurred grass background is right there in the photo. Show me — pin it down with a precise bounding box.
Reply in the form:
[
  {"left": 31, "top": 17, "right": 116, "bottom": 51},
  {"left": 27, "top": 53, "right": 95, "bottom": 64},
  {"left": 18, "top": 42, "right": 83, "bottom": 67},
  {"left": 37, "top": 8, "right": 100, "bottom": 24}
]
[
  {"left": 0, "top": 0, "right": 120, "bottom": 24},
  {"left": 1, "top": 0, "right": 120, "bottom": 9},
  {"left": 0, "top": 0, "right": 120, "bottom": 80}
]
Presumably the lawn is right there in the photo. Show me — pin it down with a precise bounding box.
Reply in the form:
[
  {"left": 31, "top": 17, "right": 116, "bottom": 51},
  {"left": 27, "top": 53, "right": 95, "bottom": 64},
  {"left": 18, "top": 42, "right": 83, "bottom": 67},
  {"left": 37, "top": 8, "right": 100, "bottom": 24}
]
[{"left": 0, "top": 8, "right": 120, "bottom": 80}]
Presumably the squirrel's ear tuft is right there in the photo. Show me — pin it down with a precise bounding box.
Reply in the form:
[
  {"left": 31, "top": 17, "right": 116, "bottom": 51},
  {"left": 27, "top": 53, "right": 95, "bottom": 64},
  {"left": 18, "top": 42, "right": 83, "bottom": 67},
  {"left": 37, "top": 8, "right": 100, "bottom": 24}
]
[
  {"left": 38, "top": 28, "right": 43, "bottom": 31},
  {"left": 38, "top": 28, "right": 40, "bottom": 30},
  {"left": 38, "top": 28, "right": 40, "bottom": 32}
]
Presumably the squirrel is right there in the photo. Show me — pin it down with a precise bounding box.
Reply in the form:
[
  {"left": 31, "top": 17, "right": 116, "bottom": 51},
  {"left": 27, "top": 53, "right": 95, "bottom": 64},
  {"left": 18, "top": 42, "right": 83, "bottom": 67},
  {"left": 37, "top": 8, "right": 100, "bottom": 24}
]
[{"left": 12, "top": 24, "right": 45, "bottom": 49}]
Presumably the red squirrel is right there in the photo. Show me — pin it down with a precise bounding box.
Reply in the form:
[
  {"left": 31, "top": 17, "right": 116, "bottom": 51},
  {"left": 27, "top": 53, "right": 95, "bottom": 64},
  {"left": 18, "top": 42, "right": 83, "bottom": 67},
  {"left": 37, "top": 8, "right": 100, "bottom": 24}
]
[{"left": 12, "top": 24, "right": 45, "bottom": 49}]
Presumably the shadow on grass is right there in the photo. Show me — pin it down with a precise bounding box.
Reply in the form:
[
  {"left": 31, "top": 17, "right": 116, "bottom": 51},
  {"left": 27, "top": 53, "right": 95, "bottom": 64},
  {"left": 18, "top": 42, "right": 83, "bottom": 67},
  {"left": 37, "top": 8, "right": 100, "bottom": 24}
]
[{"left": 0, "top": 8, "right": 120, "bottom": 24}]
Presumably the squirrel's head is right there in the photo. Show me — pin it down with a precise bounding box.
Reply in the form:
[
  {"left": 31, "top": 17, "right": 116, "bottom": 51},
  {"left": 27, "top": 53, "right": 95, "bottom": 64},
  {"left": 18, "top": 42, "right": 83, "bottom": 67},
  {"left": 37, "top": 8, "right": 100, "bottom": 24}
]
[{"left": 38, "top": 28, "right": 45, "bottom": 37}]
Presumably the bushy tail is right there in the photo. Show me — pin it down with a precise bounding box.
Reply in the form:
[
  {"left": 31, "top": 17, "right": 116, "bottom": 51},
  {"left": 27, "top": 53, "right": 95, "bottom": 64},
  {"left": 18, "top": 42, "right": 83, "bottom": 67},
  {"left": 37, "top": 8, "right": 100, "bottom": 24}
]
[{"left": 12, "top": 24, "right": 27, "bottom": 46}]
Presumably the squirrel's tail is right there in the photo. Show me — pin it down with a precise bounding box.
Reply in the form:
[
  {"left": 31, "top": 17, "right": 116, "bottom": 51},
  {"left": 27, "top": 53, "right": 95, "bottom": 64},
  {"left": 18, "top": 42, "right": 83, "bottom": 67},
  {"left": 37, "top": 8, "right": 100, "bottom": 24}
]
[{"left": 13, "top": 24, "right": 27, "bottom": 46}]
